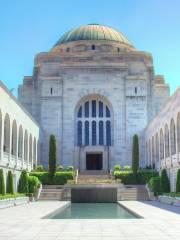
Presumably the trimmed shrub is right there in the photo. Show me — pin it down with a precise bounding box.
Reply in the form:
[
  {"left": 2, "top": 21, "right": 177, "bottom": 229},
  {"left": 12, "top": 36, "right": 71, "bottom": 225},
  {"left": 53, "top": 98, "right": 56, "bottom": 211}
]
[
  {"left": 28, "top": 176, "right": 41, "bottom": 195},
  {"left": 148, "top": 177, "right": 161, "bottom": 195},
  {"left": 35, "top": 165, "right": 44, "bottom": 172},
  {"left": 0, "top": 169, "right": 5, "bottom": 195},
  {"left": 6, "top": 171, "right": 14, "bottom": 194},
  {"left": 0, "top": 193, "right": 25, "bottom": 200},
  {"left": 49, "top": 135, "right": 57, "bottom": 177},
  {"left": 18, "top": 170, "right": 29, "bottom": 194},
  {"left": 114, "top": 170, "right": 158, "bottom": 185},
  {"left": 57, "top": 165, "right": 64, "bottom": 171},
  {"left": 114, "top": 165, "right": 121, "bottom": 171},
  {"left": 123, "top": 165, "right": 131, "bottom": 170},
  {"left": 132, "top": 134, "right": 140, "bottom": 174},
  {"left": 161, "top": 169, "right": 170, "bottom": 193},
  {"left": 30, "top": 171, "right": 74, "bottom": 185},
  {"left": 66, "top": 166, "right": 74, "bottom": 171},
  {"left": 176, "top": 169, "right": 180, "bottom": 192}
]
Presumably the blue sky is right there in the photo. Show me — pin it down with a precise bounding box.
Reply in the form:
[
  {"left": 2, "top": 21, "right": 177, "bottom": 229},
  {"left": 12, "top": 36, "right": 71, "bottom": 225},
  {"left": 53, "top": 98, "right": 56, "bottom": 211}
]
[{"left": 0, "top": 0, "right": 180, "bottom": 95}]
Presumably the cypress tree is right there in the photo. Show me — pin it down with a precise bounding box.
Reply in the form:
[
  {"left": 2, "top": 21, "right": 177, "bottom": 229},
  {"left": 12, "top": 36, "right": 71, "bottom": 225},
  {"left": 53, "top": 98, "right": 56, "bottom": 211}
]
[
  {"left": 132, "top": 134, "right": 140, "bottom": 174},
  {"left": 18, "top": 170, "right": 29, "bottom": 194},
  {"left": 0, "top": 169, "right": 5, "bottom": 195},
  {"left": 49, "top": 134, "right": 57, "bottom": 177},
  {"left": 176, "top": 169, "right": 180, "bottom": 192},
  {"left": 6, "top": 170, "right": 14, "bottom": 194},
  {"left": 161, "top": 169, "right": 170, "bottom": 193}
]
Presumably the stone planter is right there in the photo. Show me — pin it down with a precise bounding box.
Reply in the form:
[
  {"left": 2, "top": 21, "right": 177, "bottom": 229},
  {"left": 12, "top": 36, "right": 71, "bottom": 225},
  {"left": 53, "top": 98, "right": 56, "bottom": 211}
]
[
  {"left": 158, "top": 195, "right": 180, "bottom": 206},
  {"left": 0, "top": 197, "right": 29, "bottom": 209}
]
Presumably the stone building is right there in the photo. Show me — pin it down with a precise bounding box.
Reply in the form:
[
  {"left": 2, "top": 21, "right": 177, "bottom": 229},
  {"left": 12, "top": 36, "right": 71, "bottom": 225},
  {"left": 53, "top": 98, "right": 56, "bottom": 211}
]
[
  {"left": 0, "top": 81, "right": 39, "bottom": 191},
  {"left": 18, "top": 24, "right": 170, "bottom": 172},
  {"left": 145, "top": 88, "right": 180, "bottom": 191}
]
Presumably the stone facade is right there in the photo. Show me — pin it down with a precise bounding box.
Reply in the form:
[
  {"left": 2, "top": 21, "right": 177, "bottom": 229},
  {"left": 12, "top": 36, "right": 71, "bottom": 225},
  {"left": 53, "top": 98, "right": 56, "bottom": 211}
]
[
  {"left": 18, "top": 24, "right": 169, "bottom": 171},
  {"left": 0, "top": 81, "right": 39, "bottom": 191},
  {"left": 145, "top": 88, "right": 180, "bottom": 191}
]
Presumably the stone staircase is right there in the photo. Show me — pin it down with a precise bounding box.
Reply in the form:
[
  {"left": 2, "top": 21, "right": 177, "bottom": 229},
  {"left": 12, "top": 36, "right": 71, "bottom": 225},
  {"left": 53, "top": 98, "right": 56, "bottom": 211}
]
[
  {"left": 118, "top": 185, "right": 149, "bottom": 201},
  {"left": 39, "top": 185, "right": 70, "bottom": 201},
  {"left": 77, "top": 170, "right": 111, "bottom": 184}
]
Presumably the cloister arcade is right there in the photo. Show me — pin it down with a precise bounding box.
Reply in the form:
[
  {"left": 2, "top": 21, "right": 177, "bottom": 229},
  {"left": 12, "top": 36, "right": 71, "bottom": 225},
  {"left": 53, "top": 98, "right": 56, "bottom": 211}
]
[{"left": 0, "top": 109, "right": 38, "bottom": 169}]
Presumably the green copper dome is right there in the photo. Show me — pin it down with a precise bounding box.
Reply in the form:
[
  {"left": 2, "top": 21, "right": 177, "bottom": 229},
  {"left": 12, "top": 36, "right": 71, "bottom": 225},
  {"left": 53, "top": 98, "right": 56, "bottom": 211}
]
[{"left": 55, "top": 24, "right": 132, "bottom": 46}]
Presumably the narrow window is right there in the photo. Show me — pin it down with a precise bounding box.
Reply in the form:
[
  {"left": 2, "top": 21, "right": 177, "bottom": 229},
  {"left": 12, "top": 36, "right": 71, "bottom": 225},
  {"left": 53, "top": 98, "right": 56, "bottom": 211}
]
[
  {"left": 106, "top": 121, "right": 111, "bottom": 146},
  {"left": 77, "top": 121, "right": 82, "bottom": 146},
  {"left": 92, "top": 45, "right": 95, "bottom": 50},
  {"left": 77, "top": 106, "right": 82, "bottom": 118},
  {"left": 85, "top": 121, "right": 89, "bottom": 145},
  {"left": 99, "top": 121, "right": 104, "bottom": 145},
  {"left": 50, "top": 88, "right": 53, "bottom": 95},
  {"left": 66, "top": 48, "right": 70, "bottom": 52},
  {"left": 135, "top": 87, "right": 137, "bottom": 94},
  {"left": 92, "top": 121, "right": 96, "bottom": 145},
  {"left": 92, "top": 100, "right": 96, "bottom": 117},
  {"left": 85, "top": 101, "right": 89, "bottom": 118},
  {"left": 117, "top": 48, "right": 120, "bottom": 52},
  {"left": 106, "top": 106, "right": 110, "bottom": 118},
  {"left": 99, "top": 101, "right": 103, "bottom": 118}
]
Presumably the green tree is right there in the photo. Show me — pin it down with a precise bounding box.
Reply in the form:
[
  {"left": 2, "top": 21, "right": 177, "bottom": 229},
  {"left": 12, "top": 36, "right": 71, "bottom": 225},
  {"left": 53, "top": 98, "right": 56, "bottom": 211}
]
[
  {"left": 0, "top": 169, "right": 5, "bottom": 195},
  {"left": 49, "top": 134, "right": 57, "bottom": 177},
  {"left": 176, "top": 169, "right": 180, "bottom": 192},
  {"left": 18, "top": 170, "right": 29, "bottom": 193},
  {"left": 161, "top": 169, "right": 170, "bottom": 193},
  {"left": 6, "top": 171, "right": 14, "bottom": 194},
  {"left": 132, "top": 134, "right": 140, "bottom": 174}
]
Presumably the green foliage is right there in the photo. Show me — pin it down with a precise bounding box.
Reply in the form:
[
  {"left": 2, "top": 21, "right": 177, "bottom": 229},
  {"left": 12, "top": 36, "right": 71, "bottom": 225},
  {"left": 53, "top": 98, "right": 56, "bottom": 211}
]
[
  {"left": 30, "top": 171, "right": 74, "bottom": 185},
  {"left": 161, "top": 169, "right": 170, "bottom": 193},
  {"left": 18, "top": 170, "right": 29, "bottom": 194},
  {"left": 57, "top": 165, "right": 64, "bottom": 171},
  {"left": 176, "top": 169, "right": 180, "bottom": 192},
  {"left": 28, "top": 176, "right": 41, "bottom": 195},
  {"left": 114, "top": 169, "right": 158, "bottom": 185},
  {"left": 34, "top": 165, "right": 44, "bottom": 172},
  {"left": 132, "top": 134, "right": 140, "bottom": 174},
  {"left": 66, "top": 166, "right": 74, "bottom": 171},
  {"left": 148, "top": 177, "right": 161, "bottom": 195},
  {"left": 0, "top": 193, "right": 25, "bottom": 200},
  {"left": 6, "top": 171, "right": 14, "bottom": 194},
  {"left": 0, "top": 169, "right": 5, "bottom": 195},
  {"left": 123, "top": 165, "right": 131, "bottom": 170},
  {"left": 49, "top": 135, "right": 57, "bottom": 177},
  {"left": 163, "top": 192, "right": 180, "bottom": 197},
  {"left": 114, "top": 165, "right": 121, "bottom": 171}
]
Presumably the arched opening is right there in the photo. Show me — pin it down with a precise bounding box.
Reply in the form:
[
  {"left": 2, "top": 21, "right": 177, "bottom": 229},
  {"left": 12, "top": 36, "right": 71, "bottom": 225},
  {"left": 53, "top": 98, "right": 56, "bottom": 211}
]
[
  {"left": 170, "top": 118, "right": 176, "bottom": 155},
  {"left": 160, "top": 129, "right": 164, "bottom": 160},
  {"left": 29, "top": 134, "right": 32, "bottom": 164},
  {"left": 155, "top": 133, "right": 159, "bottom": 162},
  {"left": 18, "top": 125, "right": 23, "bottom": 159},
  {"left": 76, "top": 97, "right": 112, "bottom": 146},
  {"left": 24, "top": 130, "right": 28, "bottom": 162},
  {"left": 177, "top": 112, "right": 180, "bottom": 152},
  {"left": 33, "top": 137, "right": 37, "bottom": 167},
  {"left": 92, "top": 45, "right": 95, "bottom": 50},
  {"left": 165, "top": 124, "right": 170, "bottom": 157},
  {"left": 3, "top": 113, "right": 10, "bottom": 153},
  {"left": 11, "top": 120, "right": 17, "bottom": 156}
]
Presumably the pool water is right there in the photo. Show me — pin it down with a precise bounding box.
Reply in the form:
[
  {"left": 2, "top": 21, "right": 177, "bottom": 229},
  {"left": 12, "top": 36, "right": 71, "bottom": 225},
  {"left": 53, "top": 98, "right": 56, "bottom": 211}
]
[{"left": 47, "top": 203, "right": 141, "bottom": 219}]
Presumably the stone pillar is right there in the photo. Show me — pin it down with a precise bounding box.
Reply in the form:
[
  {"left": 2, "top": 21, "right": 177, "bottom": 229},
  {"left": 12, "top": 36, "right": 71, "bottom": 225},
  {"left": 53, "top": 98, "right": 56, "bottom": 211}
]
[{"left": 0, "top": 114, "right": 4, "bottom": 162}]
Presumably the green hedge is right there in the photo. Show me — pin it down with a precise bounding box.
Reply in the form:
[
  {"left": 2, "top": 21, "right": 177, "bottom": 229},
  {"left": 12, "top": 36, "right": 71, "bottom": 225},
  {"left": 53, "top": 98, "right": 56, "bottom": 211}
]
[
  {"left": 161, "top": 169, "right": 170, "bottom": 193},
  {"left": 148, "top": 177, "right": 161, "bottom": 195},
  {"left": 0, "top": 169, "right": 5, "bottom": 195},
  {"left": 30, "top": 171, "right": 74, "bottom": 185},
  {"left": 6, "top": 171, "right": 14, "bottom": 194},
  {"left": 18, "top": 170, "right": 29, "bottom": 194},
  {"left": 28, "top": 176, "right": 41, "bottom": 194},
  {"left": 163, "top": 192, "right": 180, "bottom": 197},
  {"left": 0, "top": 193, "right": 25, "bottom": 200},
  {"left": 176, "top": 169, "right": 180, "bottom": 192},
  {"left": 114, "top": 170, "right": 158, "bottom": 185}
]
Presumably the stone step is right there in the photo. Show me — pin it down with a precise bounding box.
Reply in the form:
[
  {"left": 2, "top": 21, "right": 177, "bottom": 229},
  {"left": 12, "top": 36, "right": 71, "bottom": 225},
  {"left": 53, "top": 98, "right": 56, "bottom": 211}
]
[{"left": 79, "top": 170, "right": 109, "bottom": 175}]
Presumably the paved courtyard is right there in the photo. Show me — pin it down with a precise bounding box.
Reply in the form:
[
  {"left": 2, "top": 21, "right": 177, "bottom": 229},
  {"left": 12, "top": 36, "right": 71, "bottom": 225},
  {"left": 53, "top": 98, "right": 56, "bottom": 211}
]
[{"left": 0, "top": 200, "right": 179, "bottom": 240}]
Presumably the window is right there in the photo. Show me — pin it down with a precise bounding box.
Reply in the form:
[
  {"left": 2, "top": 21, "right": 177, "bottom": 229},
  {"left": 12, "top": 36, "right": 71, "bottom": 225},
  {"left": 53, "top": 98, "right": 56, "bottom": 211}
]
[
  {"left": 99, "top": 101, "right": 103, "bottom": 118},
  {"left": 85, "top": 101, "right": 89, "bottom": 117},
  {"left": 85, "top": 121, "right": 89, "bottom": 145},
  {"left": 66, "top": 48, "right": 70, "bottom": 52},
  {"left": 76, "top": 99, "right": 111, "bottom": 146},
  {"left": 77, "top": 121, "right": 82, "bottom": 146},
  {"left": 92, "top": 45, "right": 95, "bottom": 50},
  {"left": 50, "top": 88, "right": 53, "bottom": 95},
  {"left": 92, "top": 100, "right": 96, "bottom": 117},
  {"left": 99, "top": 121, "right": 104, "bottom": 145},
  {"left": 92, "top": 121, "right": 96, "bottom": 145},
  {"left": 117, "top": 48, "right": 120, "bottom": 52},
  {"left": 135, "top": 87, "right": 137, "bottom": 94}
]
